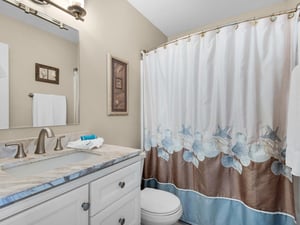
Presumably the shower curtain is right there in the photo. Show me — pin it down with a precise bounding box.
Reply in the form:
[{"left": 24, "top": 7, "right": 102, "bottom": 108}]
[{"left": 142, "top": 13, "right": 299, "bottom": 225}]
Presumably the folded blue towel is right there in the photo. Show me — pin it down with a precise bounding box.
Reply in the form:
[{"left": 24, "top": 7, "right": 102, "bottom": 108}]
[{"left": 80, "top": 134, "right": 97, "bottom": 140}]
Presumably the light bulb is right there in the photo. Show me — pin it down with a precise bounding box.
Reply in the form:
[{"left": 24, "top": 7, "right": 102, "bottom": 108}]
[{"left": 69, "top": 0, "right": 84, "bottom": 8}]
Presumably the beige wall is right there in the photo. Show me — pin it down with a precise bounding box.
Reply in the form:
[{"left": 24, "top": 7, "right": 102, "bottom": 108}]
[
  {"left": 0, "top": 14, "right": 78, "bottom": 128},
  {"left": 169, "top": 0, "right": 300, "bottom": 41},
  {"left": 0, "top": 0, "right": 166, "bottom": 148}
]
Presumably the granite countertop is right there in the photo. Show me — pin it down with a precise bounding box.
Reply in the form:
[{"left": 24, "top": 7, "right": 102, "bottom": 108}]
[{"left": 0, "top": 144, "right": 142, "bottom": 208}]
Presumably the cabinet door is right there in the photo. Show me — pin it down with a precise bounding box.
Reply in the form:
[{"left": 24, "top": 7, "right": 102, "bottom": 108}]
[
  {"left": 1, "top": 185, "right": 89, "bottom": 225},
  {"left": 90, "top": 189, "right": 140, "bottom": 225}
]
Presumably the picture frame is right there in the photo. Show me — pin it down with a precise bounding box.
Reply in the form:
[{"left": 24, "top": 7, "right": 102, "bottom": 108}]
[
  {"left": 107, "top": 53, "right": 128, "bottom": 116},
  {"left": 35, "top": 63, "right": 59, "bottom": 84}
]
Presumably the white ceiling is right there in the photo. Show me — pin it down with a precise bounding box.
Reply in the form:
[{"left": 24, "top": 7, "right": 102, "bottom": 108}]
[{"left": 128, "top": 0, "right": 286, "bottom": 37}]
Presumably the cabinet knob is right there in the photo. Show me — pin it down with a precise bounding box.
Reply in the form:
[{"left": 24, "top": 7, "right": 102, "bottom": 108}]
[
  {"left": 119, "top": 218, "right": 126, "bottom": 225},
  {"left": 118, "top": 181, "right": 126, "bottom": 189},
  {"left": 81, "top": 202, "right": 90, "bottom": 211}
]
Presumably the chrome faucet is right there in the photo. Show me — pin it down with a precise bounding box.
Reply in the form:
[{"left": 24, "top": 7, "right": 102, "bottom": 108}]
[{"left": 34, "top": 128, "right": 55, "bottom": 154}]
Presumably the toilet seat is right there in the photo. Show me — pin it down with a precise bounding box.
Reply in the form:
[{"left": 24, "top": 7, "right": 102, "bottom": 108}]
[{"left": 141, "top": 188, "right": 183, "bottom": 225}]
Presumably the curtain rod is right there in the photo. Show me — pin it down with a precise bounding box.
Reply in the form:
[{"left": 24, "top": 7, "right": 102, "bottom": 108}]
[{"left": 144, "top": 4, "right": 300, "bottom": 55}]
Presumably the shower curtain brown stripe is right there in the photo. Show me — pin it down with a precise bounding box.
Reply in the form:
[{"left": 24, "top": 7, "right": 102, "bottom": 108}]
[{"left": 143, "top": 148, "right": 295, "bottom": 217}]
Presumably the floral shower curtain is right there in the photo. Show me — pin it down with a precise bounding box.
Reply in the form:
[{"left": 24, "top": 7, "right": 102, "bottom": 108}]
[{"left": 142, "top": 13, "right": 299, "bottom": 225}]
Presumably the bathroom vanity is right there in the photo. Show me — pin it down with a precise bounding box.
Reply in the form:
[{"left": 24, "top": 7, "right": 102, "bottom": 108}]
[{"left": 0, "top": 145, "right": 142, "bottom": 225}]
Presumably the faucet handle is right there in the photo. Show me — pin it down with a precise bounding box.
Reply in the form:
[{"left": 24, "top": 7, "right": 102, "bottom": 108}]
[
  {"left": 54, "top": 136, "right": 65, "bottom": 151},
  {"left": 5, "top": 143, "right": 27, "bottom": 159}
]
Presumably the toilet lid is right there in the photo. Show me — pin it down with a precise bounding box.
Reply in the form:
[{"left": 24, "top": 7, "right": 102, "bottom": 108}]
[{"left": 141, "top": 188, "right": 181, "bottom": 215}]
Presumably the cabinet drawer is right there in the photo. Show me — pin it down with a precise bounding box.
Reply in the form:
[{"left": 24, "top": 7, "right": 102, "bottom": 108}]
[
  {"left": 90, "top": 189, "right": 140, "bottom": 225},
  {"left": 90, "top": 161, "right": 140, "bottom": 216}
]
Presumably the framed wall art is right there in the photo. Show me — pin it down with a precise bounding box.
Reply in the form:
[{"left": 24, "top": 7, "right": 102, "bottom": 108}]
[
  {"left": 35, "top": 63, "right": 59, "bottom": 84},
  {"left": 107, "top": 53, "right": 128, "bottom": 116}
]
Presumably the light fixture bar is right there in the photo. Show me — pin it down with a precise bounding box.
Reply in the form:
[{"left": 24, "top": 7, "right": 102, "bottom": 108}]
[
  {"left": 41, "top": 0, "right": 86, "bottom": 21},
  {"left": 2, "top": 0, "right": 68, "bottom": 30}
]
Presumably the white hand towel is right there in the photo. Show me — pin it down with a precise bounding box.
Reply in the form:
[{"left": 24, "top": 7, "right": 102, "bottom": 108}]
[
  {"left": 286, "top": 65, "right": 300, "bottom": 176},
  {"left": 33, "top": 93, "right": 67, "bottom": 127},
  {"left": 33, "top": 93, "right": 54, "bottom": 127}
]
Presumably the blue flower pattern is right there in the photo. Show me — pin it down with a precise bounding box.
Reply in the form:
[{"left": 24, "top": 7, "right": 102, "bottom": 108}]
[
  {"left": 270, "top": 142, "right": 292, "bottom": 182},
  {"left": 271, "top": 159, "right": 292, "bottom": 182},
  {"left": 183, "top": 150, "right": 199, "bottom": 168},
  {"left": 192, "top": 132, "right": 205, "bottom": 161},
  {"left": 214, "top": 126, "right": 232, "bottom": 139},
  {"left": 231, "top": 133, "right": 250, "bottom": 167},
  {"left": 180, "top": 125, "right": 193, "bottom": 137},
  {"left": 221, "top": 154, "right": 243, "bottom": 174},
  {"left": 261, "top": 126, "right": 281, "bottom": 142},
  {"left": 220, "top": 133, "right": 251, "bottom": 174},
  {"left": 157, "top": 147, "right": 170, "bottom": 161},
  {"left": 144, "top": 125, "right": 292, "bottom": 181}
]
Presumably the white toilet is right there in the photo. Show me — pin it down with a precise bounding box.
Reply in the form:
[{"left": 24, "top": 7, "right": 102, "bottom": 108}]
[{"left": 141, "top": 187, "right": 183, "bottom": 225}]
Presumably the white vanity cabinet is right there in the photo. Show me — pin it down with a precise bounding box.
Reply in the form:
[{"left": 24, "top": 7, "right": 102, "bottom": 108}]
[
  {"left": 0, "top": 156, "right": 141, "bottom": 225},
  {"left": 1, "top": 185, "right": 89, "bottom": 225}
]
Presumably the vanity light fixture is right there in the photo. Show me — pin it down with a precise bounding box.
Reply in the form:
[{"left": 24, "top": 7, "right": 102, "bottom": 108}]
[
  {"left": 3, "top": 0, "right": 68, "bottom": 29},
  {"left": 2, "top": 0, "right": 86, "bottom": 29},
  {"left": 31, "top": 0, "right": 87, "bottom": 21}
]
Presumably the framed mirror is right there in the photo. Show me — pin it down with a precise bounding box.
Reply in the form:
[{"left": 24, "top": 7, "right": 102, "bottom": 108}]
[{"left": 0, "top": 1, "right": 80, "bottom": 129}]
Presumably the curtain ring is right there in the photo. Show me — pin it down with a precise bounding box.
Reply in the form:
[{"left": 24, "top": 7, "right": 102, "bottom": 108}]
[
  {"left": 175, "top": 40, "right": 178, "bottom": 46},
  {"left": 251, "top": 20, "right": 257, "bottom": 26},
  {"left": 200, "top": 32, "right": 205, "bottom": 37},
  {"left": 270, "top": 15, "right": 277, "bottom": 22},
  {"left": 187, "top": 35, "right": 191, "bottom": 42},
  {"left": 163, "top": 45, "right": 167, "bottom": 49},
  {"left": 288, "top": 12, "right": 295, "bottom": 19},
  {"left": 216, "top": 28, "right": 220, "bottom": 34},
  {"left": 234, "top": 24, "right": 239, "bottom": 30}
]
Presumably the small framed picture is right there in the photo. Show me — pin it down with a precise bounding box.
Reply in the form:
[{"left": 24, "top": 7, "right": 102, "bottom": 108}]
[
  {"left": 107, "top": 53, "right": 128, "bottom": 116},
  {"left": 35, "top": 63, "right": 59, "bottom": 84}
]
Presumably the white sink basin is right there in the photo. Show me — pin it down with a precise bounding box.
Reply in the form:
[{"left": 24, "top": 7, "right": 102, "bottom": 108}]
[{"left": 3, "top": 151, "right": 100, "bottom": 178}]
